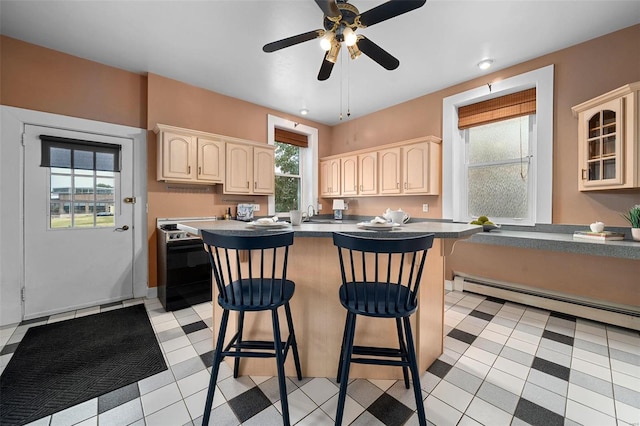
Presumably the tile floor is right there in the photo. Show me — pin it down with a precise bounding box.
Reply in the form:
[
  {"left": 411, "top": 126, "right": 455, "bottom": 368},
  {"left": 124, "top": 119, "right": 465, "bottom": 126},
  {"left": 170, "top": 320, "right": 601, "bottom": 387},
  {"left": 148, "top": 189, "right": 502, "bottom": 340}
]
[{"left": 1, "top": 291, "right": 639, "bottom": 425}]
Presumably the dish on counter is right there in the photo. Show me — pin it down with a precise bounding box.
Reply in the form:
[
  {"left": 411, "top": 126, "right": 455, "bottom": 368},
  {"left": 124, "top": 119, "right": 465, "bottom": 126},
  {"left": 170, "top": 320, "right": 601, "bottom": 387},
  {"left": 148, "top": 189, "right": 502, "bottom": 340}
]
[
  {"left": 482, "top": 223, "right": 501, "bottom": 232},
  {"left": 357, "top": 222, "right": 401, "bottom": 231},
  {"left": 248, "top": 221, "right": 290, "bottom": 229}
]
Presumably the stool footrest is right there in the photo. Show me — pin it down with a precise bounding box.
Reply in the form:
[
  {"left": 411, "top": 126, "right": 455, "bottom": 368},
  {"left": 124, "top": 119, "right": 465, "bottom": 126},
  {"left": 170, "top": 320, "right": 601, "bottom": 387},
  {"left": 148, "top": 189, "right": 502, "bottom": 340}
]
[{"left": 352, "top": 345, "right": 406, "bottom": 358}]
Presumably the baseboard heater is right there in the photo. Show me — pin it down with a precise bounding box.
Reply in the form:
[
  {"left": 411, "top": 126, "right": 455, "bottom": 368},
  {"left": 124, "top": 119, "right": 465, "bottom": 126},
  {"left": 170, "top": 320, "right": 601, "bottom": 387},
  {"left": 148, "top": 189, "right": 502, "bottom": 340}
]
[{"left": 453, "top": 274, "right": 640, "bottom": 331}]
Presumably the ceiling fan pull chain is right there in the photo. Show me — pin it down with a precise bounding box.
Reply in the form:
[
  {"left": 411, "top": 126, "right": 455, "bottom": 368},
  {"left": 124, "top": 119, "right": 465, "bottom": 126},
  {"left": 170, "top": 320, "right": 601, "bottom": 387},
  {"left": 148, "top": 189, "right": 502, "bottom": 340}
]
[{"left": 347, "top": 51, "right": 351, "bottom": 118}]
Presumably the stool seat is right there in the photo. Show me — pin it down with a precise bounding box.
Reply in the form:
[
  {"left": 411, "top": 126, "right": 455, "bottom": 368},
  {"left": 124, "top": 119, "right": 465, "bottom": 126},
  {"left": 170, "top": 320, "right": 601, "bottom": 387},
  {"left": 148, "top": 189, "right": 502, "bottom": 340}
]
[
  {"left": 220, "top": 278, "right": 295, "bottom": 311},
  {"left": 339, "top": 282, "right": 417, "bottom": 317}
]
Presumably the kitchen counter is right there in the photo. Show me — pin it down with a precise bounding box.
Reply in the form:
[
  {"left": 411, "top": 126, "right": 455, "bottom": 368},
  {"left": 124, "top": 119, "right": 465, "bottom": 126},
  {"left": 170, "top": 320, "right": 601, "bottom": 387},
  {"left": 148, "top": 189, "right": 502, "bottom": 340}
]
[
  {"left": 469, "top": 229, "right": 640, "bottom": 260},
  {"left": 177, "top": 218, "right": 481, "bottom": 379},
  {"left": 178, "top": 218, "right": 481, "bottom": 239}
]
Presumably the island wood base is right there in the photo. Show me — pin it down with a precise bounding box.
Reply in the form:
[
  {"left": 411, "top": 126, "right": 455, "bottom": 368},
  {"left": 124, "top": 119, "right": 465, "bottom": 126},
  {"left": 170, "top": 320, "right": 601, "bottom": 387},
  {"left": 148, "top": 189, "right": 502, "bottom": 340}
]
[{"left": 211, "top": 237, "right": 448, "bottom": 379}]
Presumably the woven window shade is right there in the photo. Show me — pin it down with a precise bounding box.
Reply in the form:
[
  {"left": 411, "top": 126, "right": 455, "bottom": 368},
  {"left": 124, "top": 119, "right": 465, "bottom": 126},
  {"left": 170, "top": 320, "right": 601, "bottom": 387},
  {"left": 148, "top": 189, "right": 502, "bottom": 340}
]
[
  {"left": 275, "top": 128, "right": 308, "bottom": 147},
  {"left": 458, "top": 88, "right": 536, "bottom": 129}
]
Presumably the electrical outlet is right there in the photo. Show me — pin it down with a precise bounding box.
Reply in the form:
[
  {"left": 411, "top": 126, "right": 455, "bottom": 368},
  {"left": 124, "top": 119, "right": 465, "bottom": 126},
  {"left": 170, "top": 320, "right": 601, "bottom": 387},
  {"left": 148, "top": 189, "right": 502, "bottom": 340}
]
[
  {"left": 318, "top": 204, "right": 322, "bottom": 211},
  {"left": 422, "top": 204, "right": 429, "bottom": 212},
  {"left": 253, "top": 204, "right": 260, "bottom": 212}
]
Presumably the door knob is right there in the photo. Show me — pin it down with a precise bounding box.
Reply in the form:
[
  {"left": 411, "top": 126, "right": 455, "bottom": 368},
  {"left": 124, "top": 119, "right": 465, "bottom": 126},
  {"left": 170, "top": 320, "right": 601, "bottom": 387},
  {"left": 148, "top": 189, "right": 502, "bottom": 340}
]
[{"left": 115, "top": 225, "right": 129, "bottom": 231}]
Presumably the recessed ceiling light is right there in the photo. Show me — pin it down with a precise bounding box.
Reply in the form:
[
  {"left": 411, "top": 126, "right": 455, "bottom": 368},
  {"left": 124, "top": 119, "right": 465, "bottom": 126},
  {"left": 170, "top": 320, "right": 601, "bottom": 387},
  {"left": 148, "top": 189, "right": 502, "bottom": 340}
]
[
  {"left": 300, "top": 108, "right": 309, "bottom": 116},
  {"left": 478, "top": 59, "right": 494, "bottom": 70}
]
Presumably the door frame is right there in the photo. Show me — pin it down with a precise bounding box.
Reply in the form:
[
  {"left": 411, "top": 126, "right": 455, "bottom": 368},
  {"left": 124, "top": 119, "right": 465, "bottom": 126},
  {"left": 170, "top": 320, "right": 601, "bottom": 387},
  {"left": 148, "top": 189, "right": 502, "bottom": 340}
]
[{"left": 1, "top": 106, "right": 148, "bottom": 325}]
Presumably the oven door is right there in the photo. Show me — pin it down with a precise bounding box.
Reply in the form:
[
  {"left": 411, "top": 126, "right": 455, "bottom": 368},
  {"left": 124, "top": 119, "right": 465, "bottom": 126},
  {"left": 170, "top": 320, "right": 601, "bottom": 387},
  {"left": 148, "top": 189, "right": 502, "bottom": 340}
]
[{"left": 163, "top": 239, "right": 212, "bottom": 311}]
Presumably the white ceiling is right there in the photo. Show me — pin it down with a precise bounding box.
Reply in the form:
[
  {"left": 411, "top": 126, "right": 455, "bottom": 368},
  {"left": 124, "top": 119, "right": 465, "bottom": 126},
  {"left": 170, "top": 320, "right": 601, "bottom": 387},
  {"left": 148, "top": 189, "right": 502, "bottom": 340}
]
[{"left": 1, "top": 1, "right": 639, "bottom": 125}]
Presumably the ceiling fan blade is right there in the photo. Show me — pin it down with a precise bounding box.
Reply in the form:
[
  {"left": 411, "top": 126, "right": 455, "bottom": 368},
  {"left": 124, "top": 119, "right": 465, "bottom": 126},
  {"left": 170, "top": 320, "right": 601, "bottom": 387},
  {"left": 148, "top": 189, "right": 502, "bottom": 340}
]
[
  {"left": 357, "top": 36, "right": 400, "bottom": 70},
  {"left": 358, "top": 0, "right": 426, "bottom": 27},
  {"left": 314, "top": 0, "right": 341, "bottom": 19},
  {"left": 318, "top": 54, "right": 335, "bottom": 81},
  {"left": 263, "top": 29, "right": 324, "bottom": 53}
]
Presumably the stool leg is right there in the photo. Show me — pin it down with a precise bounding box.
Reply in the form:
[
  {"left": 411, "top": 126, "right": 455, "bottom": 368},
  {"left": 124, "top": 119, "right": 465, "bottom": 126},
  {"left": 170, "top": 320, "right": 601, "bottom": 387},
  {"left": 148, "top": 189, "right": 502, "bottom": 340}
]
[
  {"left": 396, "top": 318, "right": 410, "bottom": 389},
  {"left": 272, "top": 308, "right": 291, "bottom": 426},
  {"left": 202, "top": 309, "right": 230, "bottom": 426},
  {"left": 233, "top": 311, "right": 245, "bottom": 378},
  {"left": 403, "top": 316, "right": 426, "bottom": 426},
  {"left": 336, "top": 312, "right": 349, "bottom": 383},
  {"left": 284, "top": 302, "right": 303, "bottom": 381},
  {"left": 335, "top": 312, "right": 357, "bottom": 426}
]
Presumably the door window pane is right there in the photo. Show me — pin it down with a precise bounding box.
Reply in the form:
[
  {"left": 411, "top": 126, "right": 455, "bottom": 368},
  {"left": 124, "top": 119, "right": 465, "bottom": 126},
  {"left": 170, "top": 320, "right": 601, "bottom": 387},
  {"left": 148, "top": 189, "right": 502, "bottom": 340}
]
[{"left": 49, "top": 169, "right": 116, "bottom": 229}]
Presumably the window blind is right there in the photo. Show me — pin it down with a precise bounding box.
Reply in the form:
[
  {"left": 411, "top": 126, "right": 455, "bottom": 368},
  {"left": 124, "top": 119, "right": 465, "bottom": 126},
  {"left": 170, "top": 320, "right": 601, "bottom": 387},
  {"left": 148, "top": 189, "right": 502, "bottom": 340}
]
[
  {"left": 458, "top": 88, "right": 536, "bottom": 130},
  {"left": 275, "top": 128, "right": 308, "bottom": 147},
  {"left": 40, "top": 135, "right": 121, "bottom": 172}
]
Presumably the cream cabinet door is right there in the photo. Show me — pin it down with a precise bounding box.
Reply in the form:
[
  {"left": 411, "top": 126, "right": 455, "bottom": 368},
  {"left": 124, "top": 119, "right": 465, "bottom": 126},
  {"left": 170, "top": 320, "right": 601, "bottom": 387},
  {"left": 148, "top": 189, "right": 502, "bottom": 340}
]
[
  {"left": 320, "top": 159, "right": 341, "bottom": 197},
  {"left": 403, "top": 142, "right": 430, "bottom": 194},
  {"left": 358, "top": 152, "right": 378, "bottom": 195},
  {"left": 225, "top": 142, "right": 252, "bottom": 193},
  {"left": 159, "top": 131, "right": 195, "bottom": 181},
  {"left": 254, "top": 146, "right": 275, "bottom": 194},
  {"left": 341, "top": 155, "right": 358, "bottom": 196},
  {"left": 379, "top": 148, "right": 401, "bottom": 194},
  {"left": 197, "top": 137, "right": 224, "bottom": 182}
]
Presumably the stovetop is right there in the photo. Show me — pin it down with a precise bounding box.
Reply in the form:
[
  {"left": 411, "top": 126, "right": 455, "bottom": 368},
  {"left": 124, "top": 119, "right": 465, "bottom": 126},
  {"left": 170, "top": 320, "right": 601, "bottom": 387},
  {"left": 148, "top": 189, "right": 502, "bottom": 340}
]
[{"left": 157, "top": 217, "right": 217, "bottom": 241}]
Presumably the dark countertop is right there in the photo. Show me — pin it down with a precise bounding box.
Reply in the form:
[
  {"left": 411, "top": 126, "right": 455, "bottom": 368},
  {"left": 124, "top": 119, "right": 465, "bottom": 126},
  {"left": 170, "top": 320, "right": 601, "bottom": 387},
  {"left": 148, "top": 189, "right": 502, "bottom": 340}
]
[
  {"left": 468, "top": 229, "right": 640, "bottom": 260},
  {"left": 177, "top": 219, "right": 640, "bottom": 259}
]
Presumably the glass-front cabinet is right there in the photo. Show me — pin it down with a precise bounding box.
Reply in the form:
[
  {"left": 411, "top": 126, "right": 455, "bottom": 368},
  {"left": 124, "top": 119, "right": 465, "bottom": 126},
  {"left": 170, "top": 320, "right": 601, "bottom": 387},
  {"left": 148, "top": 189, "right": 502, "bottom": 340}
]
[{"left": 572, "top": 82, "right": 639, "bottom": 191}]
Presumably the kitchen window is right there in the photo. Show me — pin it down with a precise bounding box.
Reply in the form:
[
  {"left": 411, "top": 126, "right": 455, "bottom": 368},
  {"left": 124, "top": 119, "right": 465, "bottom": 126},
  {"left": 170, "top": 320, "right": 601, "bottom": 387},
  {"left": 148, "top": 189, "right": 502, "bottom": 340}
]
[
  {"left": 464, "top": 115, "right": 535, "bottom": 223},
  {"left": 442, "top": 65, "right": 554, "bottom": 225},
  {"left": 267, "top": 115, "right": 318, "bottom": 217}
]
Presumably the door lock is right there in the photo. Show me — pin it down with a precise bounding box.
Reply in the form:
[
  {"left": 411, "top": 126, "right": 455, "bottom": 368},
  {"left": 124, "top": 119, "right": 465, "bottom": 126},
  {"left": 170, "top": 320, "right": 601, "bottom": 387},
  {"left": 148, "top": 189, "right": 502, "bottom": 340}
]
[{"left": 124, "top": 197, "right": 136, "bottom": 204}]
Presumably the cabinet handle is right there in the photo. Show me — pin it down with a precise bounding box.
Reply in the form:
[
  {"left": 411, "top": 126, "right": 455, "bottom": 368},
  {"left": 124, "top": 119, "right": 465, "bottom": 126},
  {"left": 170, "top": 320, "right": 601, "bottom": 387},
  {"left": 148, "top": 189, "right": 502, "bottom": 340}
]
[
  {"left": 198, "top": 166, "right": 202, "bottom": 175},
  {"left": 246, "top": 181, "right": 249, "bottom": 188},
  {"left": 254, "top": 182, "right": 257, "bottom": 189},
  {"left": 188, "top": 166, "right": 191, "bottom": 174}
]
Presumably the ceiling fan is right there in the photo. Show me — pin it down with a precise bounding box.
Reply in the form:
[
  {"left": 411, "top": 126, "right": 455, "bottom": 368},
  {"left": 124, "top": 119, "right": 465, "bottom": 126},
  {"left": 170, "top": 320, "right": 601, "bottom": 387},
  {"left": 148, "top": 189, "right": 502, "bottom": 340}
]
[{"left": 263, "top": 0, "right": 427, "bottom": 81}]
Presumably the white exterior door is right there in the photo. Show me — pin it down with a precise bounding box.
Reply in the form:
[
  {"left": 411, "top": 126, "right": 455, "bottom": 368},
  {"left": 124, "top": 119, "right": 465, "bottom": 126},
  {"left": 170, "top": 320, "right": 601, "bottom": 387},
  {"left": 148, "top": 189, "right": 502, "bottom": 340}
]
[{"left": 23, "top": 124, "right": 135, "bottom": 318}]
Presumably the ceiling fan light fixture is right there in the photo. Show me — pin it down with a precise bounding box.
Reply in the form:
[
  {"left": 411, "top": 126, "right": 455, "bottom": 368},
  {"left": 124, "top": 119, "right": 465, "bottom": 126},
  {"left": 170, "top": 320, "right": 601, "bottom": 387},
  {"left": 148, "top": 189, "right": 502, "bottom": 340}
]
[
  {"left": 326, "top": 41, "right": 341, "bottom": 63},
  {"left": 320, "top": 32, "right": 334, "bottom": 51},
  {"left": 478, "top": 59, "right": 494, "bottom": 70},
  {"left": 343, "top": 27, "right": 357, "bottom": 46},
  {"left": 347, "top": 44, "right": 361, "bottom": 60}
]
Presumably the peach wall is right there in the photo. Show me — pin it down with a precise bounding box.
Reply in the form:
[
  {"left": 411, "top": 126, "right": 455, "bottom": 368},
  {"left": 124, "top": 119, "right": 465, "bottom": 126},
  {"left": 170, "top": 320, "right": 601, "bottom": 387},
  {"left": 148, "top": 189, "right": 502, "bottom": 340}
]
[
  {"left": 146, "top": 73, "right": 332, "bottom": 287},
  {"left": 0, "top": 36, "right": 146, "bottom": 128},
  {"left": 326, "top": 25, "right": 640, "bottom": 303},
  {"left": 328, "top": 24, "right": 640, "bottom": 225}
]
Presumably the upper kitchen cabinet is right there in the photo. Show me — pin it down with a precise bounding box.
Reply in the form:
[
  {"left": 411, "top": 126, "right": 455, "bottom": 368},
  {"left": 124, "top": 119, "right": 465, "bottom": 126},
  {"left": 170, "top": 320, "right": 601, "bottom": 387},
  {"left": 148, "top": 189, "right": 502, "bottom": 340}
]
[
  {"left": 320, "top": 158, "right": 341, "bottom": 197},
  {"left": 225, "top": 142, "right": 275, "bottom": 195},
  {"left": 378, "top": 137, "right": 441, "bottom": 195},
  {"left": 320, "top": 136, "right": 441, "bottom": 198},
  {"left": 572, "top": 82, "right": 640, "bottom": 191},
  {"left": 155, "top": 124, "right": 224, "bottom": 184},
  {"left": 339, "top": 153, "right": 377, "bottom": 196}
]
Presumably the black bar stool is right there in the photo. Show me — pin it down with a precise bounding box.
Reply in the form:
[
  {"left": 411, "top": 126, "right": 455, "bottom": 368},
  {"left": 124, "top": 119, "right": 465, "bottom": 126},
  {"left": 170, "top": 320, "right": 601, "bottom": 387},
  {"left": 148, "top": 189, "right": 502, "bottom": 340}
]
[
  {"left": 332, "top": 232, "right": 435, "bottom": 426},
  {"left": 201, "top": 230, "right": 302, "bottom": 426}
]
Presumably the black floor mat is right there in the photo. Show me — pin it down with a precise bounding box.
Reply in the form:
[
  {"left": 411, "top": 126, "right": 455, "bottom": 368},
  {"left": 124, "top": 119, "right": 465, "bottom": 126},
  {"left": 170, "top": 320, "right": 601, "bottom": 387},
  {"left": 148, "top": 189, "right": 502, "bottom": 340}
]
[{"left": 0, "top": 304, "right": 167, "bottom": 425}]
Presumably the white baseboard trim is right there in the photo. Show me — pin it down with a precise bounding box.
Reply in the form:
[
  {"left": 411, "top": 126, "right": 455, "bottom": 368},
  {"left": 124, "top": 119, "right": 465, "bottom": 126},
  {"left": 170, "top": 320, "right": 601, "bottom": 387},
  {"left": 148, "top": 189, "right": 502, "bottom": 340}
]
[{"left": 147, "top": 287, "right": 158, "bottom": 299}]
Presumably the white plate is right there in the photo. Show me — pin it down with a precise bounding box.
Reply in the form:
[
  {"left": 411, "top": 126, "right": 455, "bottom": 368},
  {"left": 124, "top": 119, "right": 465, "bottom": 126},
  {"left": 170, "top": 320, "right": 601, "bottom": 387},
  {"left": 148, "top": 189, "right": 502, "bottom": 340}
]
[
  {"left": 357, "top": 222, "right": 401, "bottom": 231},
  {"left": 248, "top": 221, "right": 289, "bottom": 229}
]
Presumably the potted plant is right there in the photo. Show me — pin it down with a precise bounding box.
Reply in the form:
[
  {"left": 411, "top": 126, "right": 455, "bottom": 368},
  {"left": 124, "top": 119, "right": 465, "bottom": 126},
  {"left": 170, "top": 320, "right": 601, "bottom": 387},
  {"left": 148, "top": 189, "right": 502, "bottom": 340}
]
[{"left": 622, "top": 204, "right": 640, "bottom": 241}]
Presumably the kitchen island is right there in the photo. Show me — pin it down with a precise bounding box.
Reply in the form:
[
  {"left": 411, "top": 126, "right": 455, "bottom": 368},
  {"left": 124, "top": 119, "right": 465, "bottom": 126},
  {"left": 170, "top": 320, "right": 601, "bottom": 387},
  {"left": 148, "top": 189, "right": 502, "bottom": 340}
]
[{"left": 178, "top": 219, "right": 481, "bottom": 379}]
